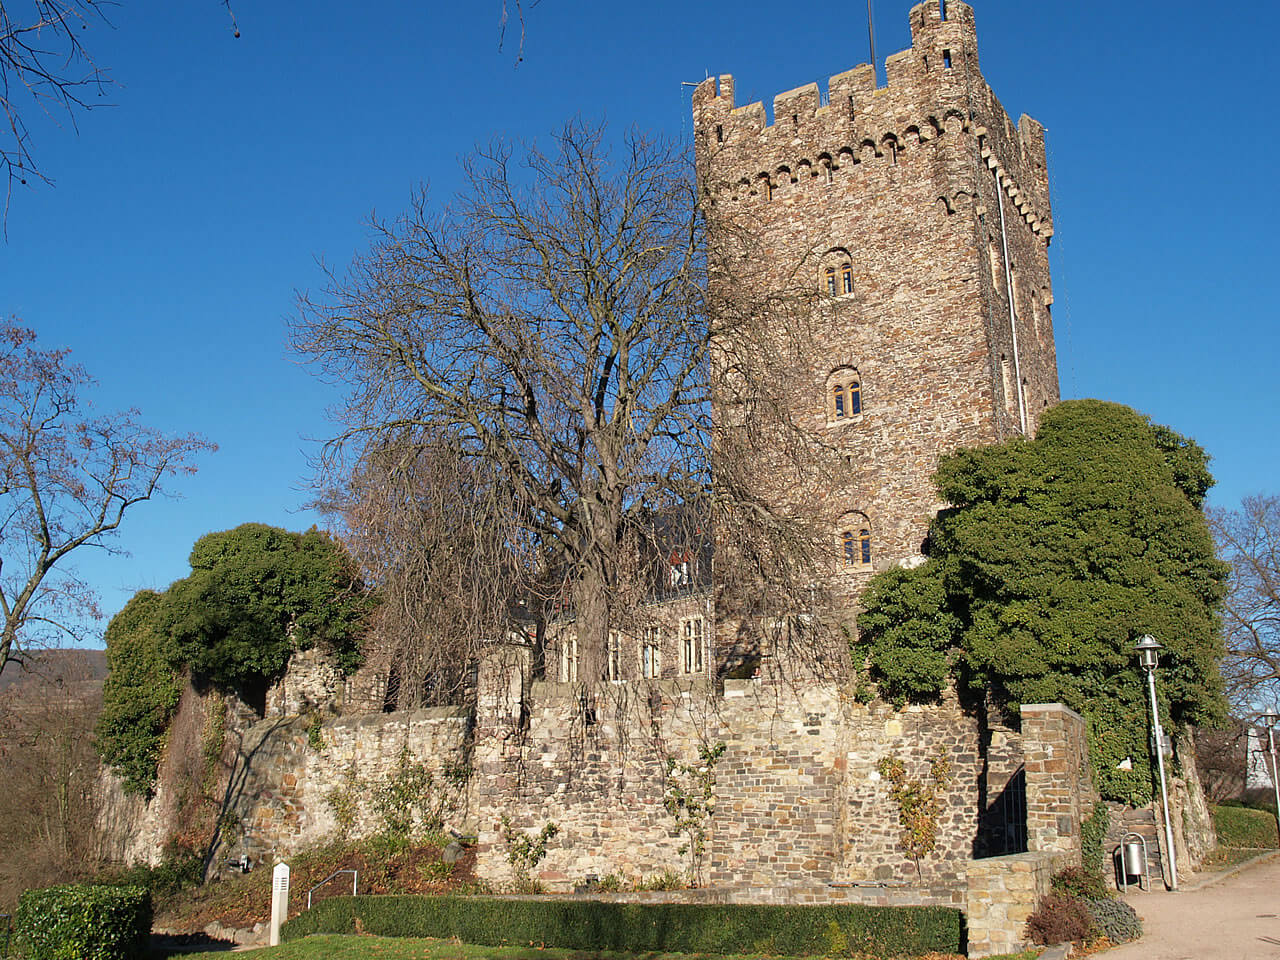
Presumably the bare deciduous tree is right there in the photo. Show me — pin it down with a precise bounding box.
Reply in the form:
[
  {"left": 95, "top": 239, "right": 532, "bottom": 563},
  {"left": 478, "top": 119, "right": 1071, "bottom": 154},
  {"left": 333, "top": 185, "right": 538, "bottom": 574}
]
[
  {"left": 0, "top": 651, "right": 105, "bottom": 908},
  {"left": 1, "top": 1, "right": 240, "bottom": 222},
  {"left": 323, "top": 437, "right": 522, "bottom": 707},
  {"left": 0, "top": 320, "right": 214, "bottom": 677},
  {"left": 295, "top": 123, "right": 711, "bottom": 681},
  {"left": 1210, "top": 494, "right": 1280, "bottom": 712},
  {"left": 296, "top": 122, "right": 841, "bottom": 689},
  {"left": 0, "top": 0, "right": 111, "bottom": 212}
]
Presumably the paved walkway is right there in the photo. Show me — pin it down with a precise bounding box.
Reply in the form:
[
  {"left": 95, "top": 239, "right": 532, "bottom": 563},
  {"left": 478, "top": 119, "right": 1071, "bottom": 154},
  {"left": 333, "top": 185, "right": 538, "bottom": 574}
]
[{"left": 1100, "top": 852, "right": 1280, "bottom": 959}]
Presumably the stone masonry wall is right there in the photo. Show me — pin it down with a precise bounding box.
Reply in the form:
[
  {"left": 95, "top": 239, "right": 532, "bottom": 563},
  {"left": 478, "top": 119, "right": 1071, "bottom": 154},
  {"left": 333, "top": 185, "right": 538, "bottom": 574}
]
[
  {"left": 471, "top": 676, "right": 990, "bottom": 891},
  {"left": 965, "top": 703, "right": 1095, "bottom": 958},
  {"left": 219, "top": 705, "right": 472, "bottom": 868},
  {"left": 1021, "top": 703, "right": 1096, "bottom": 858}
]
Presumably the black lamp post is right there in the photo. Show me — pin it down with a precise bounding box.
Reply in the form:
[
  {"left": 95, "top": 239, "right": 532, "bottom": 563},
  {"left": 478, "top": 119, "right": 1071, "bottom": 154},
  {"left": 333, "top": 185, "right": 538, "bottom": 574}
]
[{"left": 1135, "top": 635, "right": 1178, "bottom": 890}]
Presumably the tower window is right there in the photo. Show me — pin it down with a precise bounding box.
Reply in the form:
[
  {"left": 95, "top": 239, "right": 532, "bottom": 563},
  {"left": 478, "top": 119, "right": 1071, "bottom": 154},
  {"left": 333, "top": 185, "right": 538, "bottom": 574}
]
[
  {"left": 940, "top": 0, "right": 948, "bottom": 21},
  {"left": 821, "top": 252, "right": 854, "bottom": 296},
  {"left": 715, "top": 124, "right": 723, "bottom": 143},
  {"left": 943, "top": 49, "right": 953, "bottom": 69},
  {"left": 827, "top": 368, "right": 863, "bottom": 422},
  {"left": 840, "top": 529, "right": 873, "bottom": 567},
  {"left": 838, "top": 513, "right": 873, "bottom": 569}
]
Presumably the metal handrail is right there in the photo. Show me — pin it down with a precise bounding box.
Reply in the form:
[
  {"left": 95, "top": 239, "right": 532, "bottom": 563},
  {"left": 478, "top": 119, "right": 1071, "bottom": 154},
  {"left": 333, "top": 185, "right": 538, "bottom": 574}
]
[{"left": 306, "top": 869, "right": 357, "bottom": 910}]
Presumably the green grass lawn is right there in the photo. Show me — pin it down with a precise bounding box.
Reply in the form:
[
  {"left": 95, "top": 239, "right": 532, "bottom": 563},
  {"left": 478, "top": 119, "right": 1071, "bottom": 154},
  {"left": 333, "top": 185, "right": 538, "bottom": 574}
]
[{"left": 173, "top": 935, "right": 1041, "bottom": 960}]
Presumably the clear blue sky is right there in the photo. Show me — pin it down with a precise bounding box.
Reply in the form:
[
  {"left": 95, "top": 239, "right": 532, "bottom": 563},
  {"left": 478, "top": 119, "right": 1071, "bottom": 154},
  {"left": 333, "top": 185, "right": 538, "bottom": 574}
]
[{"left": 4, "top": 0, "right": 1276, "bottom": 636}]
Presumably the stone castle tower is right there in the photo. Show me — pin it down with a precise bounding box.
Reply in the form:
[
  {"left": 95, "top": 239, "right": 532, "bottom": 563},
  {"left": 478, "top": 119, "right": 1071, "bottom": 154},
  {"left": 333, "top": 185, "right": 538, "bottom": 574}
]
[{"left": 694, "top": 0, "right": 1060, "bottom": 582}]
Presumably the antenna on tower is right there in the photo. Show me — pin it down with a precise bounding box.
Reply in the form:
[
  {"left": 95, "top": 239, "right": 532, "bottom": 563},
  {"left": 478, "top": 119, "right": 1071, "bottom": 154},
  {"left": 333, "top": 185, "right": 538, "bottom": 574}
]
[{"left": 867, "top": 0, "right": 878, "bottom": 88}]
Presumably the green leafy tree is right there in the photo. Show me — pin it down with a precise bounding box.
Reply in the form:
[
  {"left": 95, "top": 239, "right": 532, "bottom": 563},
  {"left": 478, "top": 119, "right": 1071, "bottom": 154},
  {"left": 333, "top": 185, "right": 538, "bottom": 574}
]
[
  {"left": 94, "top": 590, "right": 183, "bottom": 795},
  {"left": 164, "top": 523, "right": 369, "bottom": 702},
  {"left": 856, "top": 400, "right": 1228, "bottom": 802}
]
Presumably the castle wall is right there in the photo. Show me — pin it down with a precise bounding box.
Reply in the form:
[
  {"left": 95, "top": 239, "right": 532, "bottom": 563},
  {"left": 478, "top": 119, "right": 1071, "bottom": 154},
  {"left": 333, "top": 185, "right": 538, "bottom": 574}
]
[
  {"left": 470, "top": 678, "right": 989, "bottom": 889},
  {"left": 220, "top": 705, "right": 472, "bottom": 866}
]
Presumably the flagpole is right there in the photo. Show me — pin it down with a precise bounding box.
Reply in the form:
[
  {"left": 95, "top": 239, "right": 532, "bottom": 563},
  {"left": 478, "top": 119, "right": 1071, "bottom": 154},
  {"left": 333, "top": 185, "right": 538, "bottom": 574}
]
[{"left": 867, "top": 0, "right": 878, "bottom": 87}]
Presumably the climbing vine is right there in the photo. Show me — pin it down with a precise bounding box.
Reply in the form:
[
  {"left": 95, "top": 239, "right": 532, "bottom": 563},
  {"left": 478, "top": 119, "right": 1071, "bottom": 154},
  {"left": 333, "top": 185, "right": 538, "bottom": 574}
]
[
  {"left": 878, "top": 750, "right": 952, "bottom": 878},
  {"left": 500, "top": 816, "right": 559, "bottom": 892},
  {"left": 663, "top": 741, "right": 726, "bottom": 886}
]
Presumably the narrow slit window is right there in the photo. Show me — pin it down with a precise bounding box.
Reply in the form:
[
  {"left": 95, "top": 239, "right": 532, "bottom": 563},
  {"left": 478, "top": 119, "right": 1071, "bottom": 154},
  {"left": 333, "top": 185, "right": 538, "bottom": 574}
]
[
  {"left": 943, "top": 49, "right": 953, "bottom": 69},
  {"left": 715, "top": 124, "right": 724, "bottom": 143},
  {"left": 940, "top": 0, "right": 948, "bottom": 21}
]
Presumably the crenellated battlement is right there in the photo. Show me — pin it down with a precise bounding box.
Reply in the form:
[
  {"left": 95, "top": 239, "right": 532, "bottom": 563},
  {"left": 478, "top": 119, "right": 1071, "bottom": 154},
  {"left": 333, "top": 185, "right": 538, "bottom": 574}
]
[{"left": 692, "top": 0, "right": 1052, "bottom": 240}]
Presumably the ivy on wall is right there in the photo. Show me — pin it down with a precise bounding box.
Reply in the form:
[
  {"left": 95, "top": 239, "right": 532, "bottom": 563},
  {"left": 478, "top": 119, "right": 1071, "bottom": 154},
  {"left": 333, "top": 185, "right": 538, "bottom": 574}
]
[{"left": 855, "top": 400, "right": 1228, "bottom": 803}]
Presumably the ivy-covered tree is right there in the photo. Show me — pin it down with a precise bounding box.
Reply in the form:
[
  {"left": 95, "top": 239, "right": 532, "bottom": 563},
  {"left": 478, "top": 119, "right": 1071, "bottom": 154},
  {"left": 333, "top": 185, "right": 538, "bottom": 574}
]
[
  {"left": 164, "top": 523, "right": 370, "bottom": 704},
  {"left": 94, "top": 590, "right": 183, "bottom": 795},
  {"left": 855, "top": 400, "right": 1228, "bottom": 802}
]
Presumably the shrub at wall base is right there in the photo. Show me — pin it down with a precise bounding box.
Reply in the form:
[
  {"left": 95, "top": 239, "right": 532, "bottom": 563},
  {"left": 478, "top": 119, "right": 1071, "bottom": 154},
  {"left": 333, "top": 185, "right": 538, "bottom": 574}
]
[
  {"left": 15, "top": 883, "right": 151, "bottom": 960},
  {"left": 281, "top": 895, "right": 964, "bottom": 957}
]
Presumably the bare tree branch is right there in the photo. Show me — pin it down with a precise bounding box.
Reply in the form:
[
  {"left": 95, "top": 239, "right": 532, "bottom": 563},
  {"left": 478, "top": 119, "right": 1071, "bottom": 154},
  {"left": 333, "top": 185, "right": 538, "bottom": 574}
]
[
  {"left": 1211, "top": 494, "right": 1280, "bottom": 713},
  {"left": 0, "top": 319, "right": 215, "bottom": 676}
]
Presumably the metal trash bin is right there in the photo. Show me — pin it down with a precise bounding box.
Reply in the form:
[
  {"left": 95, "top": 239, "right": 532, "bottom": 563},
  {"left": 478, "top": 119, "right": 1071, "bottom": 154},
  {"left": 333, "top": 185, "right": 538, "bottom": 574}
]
[
  {"left": 1116, "top": 832, "right": 1149, "bottom": 891},
  {"left": 1123, "top": 840, "right": 1145, "bottom": 876}
]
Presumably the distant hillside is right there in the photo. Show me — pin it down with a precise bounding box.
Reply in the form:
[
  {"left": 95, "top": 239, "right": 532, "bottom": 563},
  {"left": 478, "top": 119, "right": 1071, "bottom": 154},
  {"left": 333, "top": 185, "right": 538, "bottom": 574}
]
[{"left": 0, "top": 649, "right": 107, "bottom": 693}]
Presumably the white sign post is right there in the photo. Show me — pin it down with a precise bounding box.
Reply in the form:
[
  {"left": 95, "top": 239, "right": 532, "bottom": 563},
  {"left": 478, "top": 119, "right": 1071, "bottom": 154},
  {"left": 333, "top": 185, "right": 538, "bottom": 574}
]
[{"left": 270, "top": 861, "right": 290, "bottom": 946}]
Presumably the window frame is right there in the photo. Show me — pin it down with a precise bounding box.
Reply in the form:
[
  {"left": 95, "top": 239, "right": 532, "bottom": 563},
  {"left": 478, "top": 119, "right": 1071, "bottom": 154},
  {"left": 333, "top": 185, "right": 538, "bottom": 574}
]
[
  {"left": 681, "top": 617, "right": 707, "bottom": 674},
  {"left": 560, "top": 635, "right": 579, "bottom": 682},
  {"left": 641, "top": 626, "right": 662, "bottom": 679}
]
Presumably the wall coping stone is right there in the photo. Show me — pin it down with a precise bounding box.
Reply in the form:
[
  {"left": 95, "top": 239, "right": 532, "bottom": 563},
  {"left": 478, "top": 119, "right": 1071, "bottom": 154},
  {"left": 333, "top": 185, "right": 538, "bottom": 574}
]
[{"left": 1021, "top": 703, "right": 1085, "bottom": 724}]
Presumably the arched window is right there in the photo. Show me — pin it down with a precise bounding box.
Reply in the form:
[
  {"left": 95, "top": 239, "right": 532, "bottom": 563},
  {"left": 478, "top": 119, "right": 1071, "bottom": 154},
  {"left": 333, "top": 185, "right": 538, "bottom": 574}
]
[
  {"left": 838, "top": 514, "right": 873, "bottom": 569},
  {"left": 827, "top": 368, "right": 863, "bottom": 423},
  {"left": 820, "top": 249, "right": 854, "bottom": 296}
]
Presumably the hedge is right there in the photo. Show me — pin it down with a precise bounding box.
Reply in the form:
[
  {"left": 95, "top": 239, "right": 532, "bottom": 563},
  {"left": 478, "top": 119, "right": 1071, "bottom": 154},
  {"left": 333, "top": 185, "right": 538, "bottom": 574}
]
[
  {"left": 1212, "top": 804, "right": 1280, "bottom": 849},
  {"left": 14, "top": 883, "right": 151, "bottom": 960},
  {"left": 281, "top": 895, "right": 964, "bottom": 956}
]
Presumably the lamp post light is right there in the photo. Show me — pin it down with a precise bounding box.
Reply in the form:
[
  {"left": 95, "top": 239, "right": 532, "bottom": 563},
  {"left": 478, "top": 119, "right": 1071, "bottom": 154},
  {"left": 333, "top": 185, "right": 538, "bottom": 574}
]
[
  {"left": 1261, "top": 712, "right": 1280, "bottom": 846},
  {"left": 1135, "top": 635, "right": 1178, "bottom": 890}
]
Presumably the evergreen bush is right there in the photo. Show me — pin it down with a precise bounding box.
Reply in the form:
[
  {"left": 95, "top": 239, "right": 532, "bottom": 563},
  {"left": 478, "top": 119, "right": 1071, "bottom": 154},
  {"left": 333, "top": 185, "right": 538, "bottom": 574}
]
[
  {"left": 1085, "top": 898, "right": 1142, "bottom": 944},
  {"left": 14, "top": 883, "right": 151, "bottom": 960},
  {"left": 1213, "top": 804, "right": 1280, "bottom": 848},
  {"left": 281, "top": 895, "right": 964, "bottom": 956}
]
